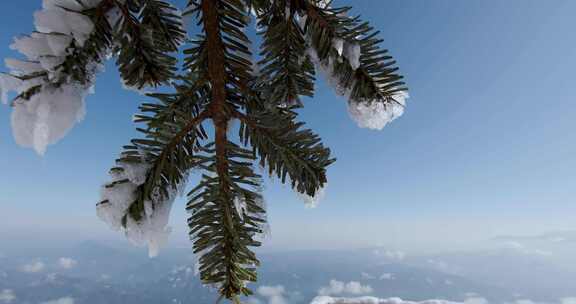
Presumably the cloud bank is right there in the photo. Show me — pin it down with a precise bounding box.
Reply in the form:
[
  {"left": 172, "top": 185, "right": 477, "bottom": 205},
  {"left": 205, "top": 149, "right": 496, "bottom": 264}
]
[
  {"left": 0, "top": 290, "right": 16, "bottom": 303},
  {"left": 310, "top": 297, "right": 458, "bottom": 304},
  {"left": 58, "top": 257, "right": 78, "bottom": 269},
  {"left": 319, "top": 280, "right": 373, "bottom": 296},
  {"left": 309, "top": 296, "right": 576, "bottom": 304},
  {"left": 21, "top": 261, "right": 45, "bottom": 273},
  {"left": 257, "top": 285, "right": 288, "bottom": 304},
  {"left": 40, "top": 297, "right": 75, "bottom": 304}
]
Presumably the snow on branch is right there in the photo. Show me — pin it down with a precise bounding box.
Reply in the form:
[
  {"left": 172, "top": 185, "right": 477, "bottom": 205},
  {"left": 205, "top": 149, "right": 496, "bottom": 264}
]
[
  {"left": 97, "top": 159, "right": 186, "bottom": 258},
  {"left": 298, "top": 182, "right": 326, "bottom": 208},
  {"left": 347, "top": 92, "right": 408, "bottom": 130},
  {"left": 0, "top": 0, "right": 111, "bottom": 155},
  {"left": 303, "top": 3, "right": 408, "bottom": 131},
  {"left": 11, "top": 84, "right": 89, "bottom": 155}
]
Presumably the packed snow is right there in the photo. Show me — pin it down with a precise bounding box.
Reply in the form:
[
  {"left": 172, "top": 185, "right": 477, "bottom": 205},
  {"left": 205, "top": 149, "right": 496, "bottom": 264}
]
[
  {"left": 124, "top": 198, "right": 174, "bottom": 258},
  {"left": 333, "top": 38, "right": 345, "bottom": 56},
  {"left": 97, "top": 160, "right": 183, "bottom": 258},
  {"left": 11, "top": 84, "right": 88, "bottom": 155},
  {"left": 308, "top": 40, "right": 408, "bottom": 130},
  {"left": 235, "top": 193, "right": 271, "bottom": 242},
  {"left": 0, "top": 0, "right": 104, "bottom": 155},
  {"left": 307, "top": 43, "right": 407, "bottom": 131},
  {"left": 234, "top": 196, "right": 249, "bottom": 220},
  {"left": 4, "top": 58, "right": 44, "bottom": 74},
  {"left": 315, "top": 0, "right": 332, "bottom": 9},
  {"left": 298, "top": 184, "right": 326, "bottom": 208},
  {"left": 347, "top": 92, "right": 408, "bottom": 130},
  {"left": 343, "top": 42, "right": 362, "bottom": 70},
  {"left": 42, "top": 0, "right": 101, "bottom": 11},
  {"left": 0, "top": 73, "right": 23, "bottom": 104},
  {"left": 34, "top": 8, "right": 94, "bottom": 46},
  {"left": 303, "top": 5, "right": 408, "bottom": 132}
]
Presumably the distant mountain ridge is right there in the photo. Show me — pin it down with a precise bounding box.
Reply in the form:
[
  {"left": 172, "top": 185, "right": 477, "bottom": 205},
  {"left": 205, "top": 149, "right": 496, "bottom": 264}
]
[{"left": 0, "top": 241, "right": 574, "bottom": 303}]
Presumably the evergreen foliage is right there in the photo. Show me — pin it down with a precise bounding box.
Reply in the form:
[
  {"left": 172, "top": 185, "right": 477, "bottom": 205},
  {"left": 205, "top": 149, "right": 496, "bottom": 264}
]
[{"left": 1, "top": 0, "right": 407, "bottom": 302}]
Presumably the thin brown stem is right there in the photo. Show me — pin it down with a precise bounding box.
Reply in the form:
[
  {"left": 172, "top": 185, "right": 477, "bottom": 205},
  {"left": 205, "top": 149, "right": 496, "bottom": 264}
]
[{"left": 201, "top": 0, "right": 238, "bottom": 298}]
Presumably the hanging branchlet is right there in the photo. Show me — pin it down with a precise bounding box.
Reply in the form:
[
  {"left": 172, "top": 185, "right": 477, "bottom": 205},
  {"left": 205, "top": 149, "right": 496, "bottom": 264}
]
[
  {"left": 97, "top": 89, "right": 209, "bottom": 257},
  {"left": 141, "top": 0, "right": 187, "bottom": 52},
  {"left": 187, "top": 142, "right": 266, "bottom": 300},
  {"left": 237, "top": 106, "right": 334, "bottom": 197},
  {"left": 302, "top": 0, "right": 409, "bottom": 129},
  {"left": 95, "top": 6, "right": 209, "bottom": 244},
  {"left": 114, "top": 0, "right": 185, "bottom": 89},
  {"left": 190, "top": 0, "right": 263, "bottom": 299},
  {"left": 256, "top": 0, "right": 315, "bottom": 108},
  {"left": 305, "top": 2, "right": 407, "bottom": 99},
  {"left": 0, "top": 0, "right": 114, "bottom": 104}
]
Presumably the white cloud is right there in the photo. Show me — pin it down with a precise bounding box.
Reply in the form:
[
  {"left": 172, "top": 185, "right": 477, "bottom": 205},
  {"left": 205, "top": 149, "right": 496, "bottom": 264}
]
[
  {"left": 526, "top": 300, "right": 576, "bottom": 304},
  {"left": 46, "top": 273, "right": 59, "bottom": 282},
  {"left": 501, "top": 299, "right": 576, "bottom": 304},
  {"left": 40, "top": 297, "right": 74, "bottom": 304},
  {"left": 0, "top": 290, "right": 16, "bottom": 303},
  {"left": 58, "top": 257, "right": 77, "bottom": 269},
  {"left": 361, "top": 272, "right": 376, "bottom": 280},
  {"left": 373, "top": 249, "right": 406, "bottom": 261},
  {"left": 361, "top": 272, "right": 394, "bottom": 281},
  {"left": 21, "top": 261, "right": 45, "bottom": 273},
  {"left": 258, "top": 285, "right": 288, "bottom": 304},
  {"left": 463, "top": 298, "right": 488, "bottom": 304},
  {"left": 495, "top": 231, "right": 576, "bottom": 244},
  {"left": 310, "top": 296, "right": 459, "bottom": 304},
  {"left": 318, "top": 280, "right": 373, "bottom": 296},
  {"left": 503, "top": 241, "right": 552, "bottom": 257},
  {"left": 426, "top": 259, "right": 461, "bottom": 275},
  {"left": 245, "top": 299, "right": 263, "bottom": 304}
]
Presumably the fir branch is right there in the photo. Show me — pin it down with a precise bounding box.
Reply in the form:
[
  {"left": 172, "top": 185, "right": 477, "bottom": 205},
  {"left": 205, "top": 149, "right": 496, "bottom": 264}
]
[
  {"left": 256, "top": 0, "right": 315, "bottom": 108},
  {"left": 113, "top": 0, "right": 182, "bottom": 89},
  {"left": 192, "top": 0, "right": 260, "bottom": 299},
  {"left": 236, "top": 108, "right": 334, "bottom": 197},
  {"left": 187, "top": 142, "right": 266, "bottom": 298},
  {"left": 119, "top": 103, "right": 210, "bottom": 223},
  {"left": 141, "top": 0, "right": 187, "bottom": 52},
  {"left": 303, "top": 1, "right": 407, "bottom": 104},
  {"left": 9, "top": 1, "right": 114, "bottom": 104}
]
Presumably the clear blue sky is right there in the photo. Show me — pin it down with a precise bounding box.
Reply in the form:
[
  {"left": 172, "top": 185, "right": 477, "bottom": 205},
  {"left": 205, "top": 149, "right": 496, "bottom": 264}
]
[{"left": 1, "top": 0, "right": 576, "bottom": 254}]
